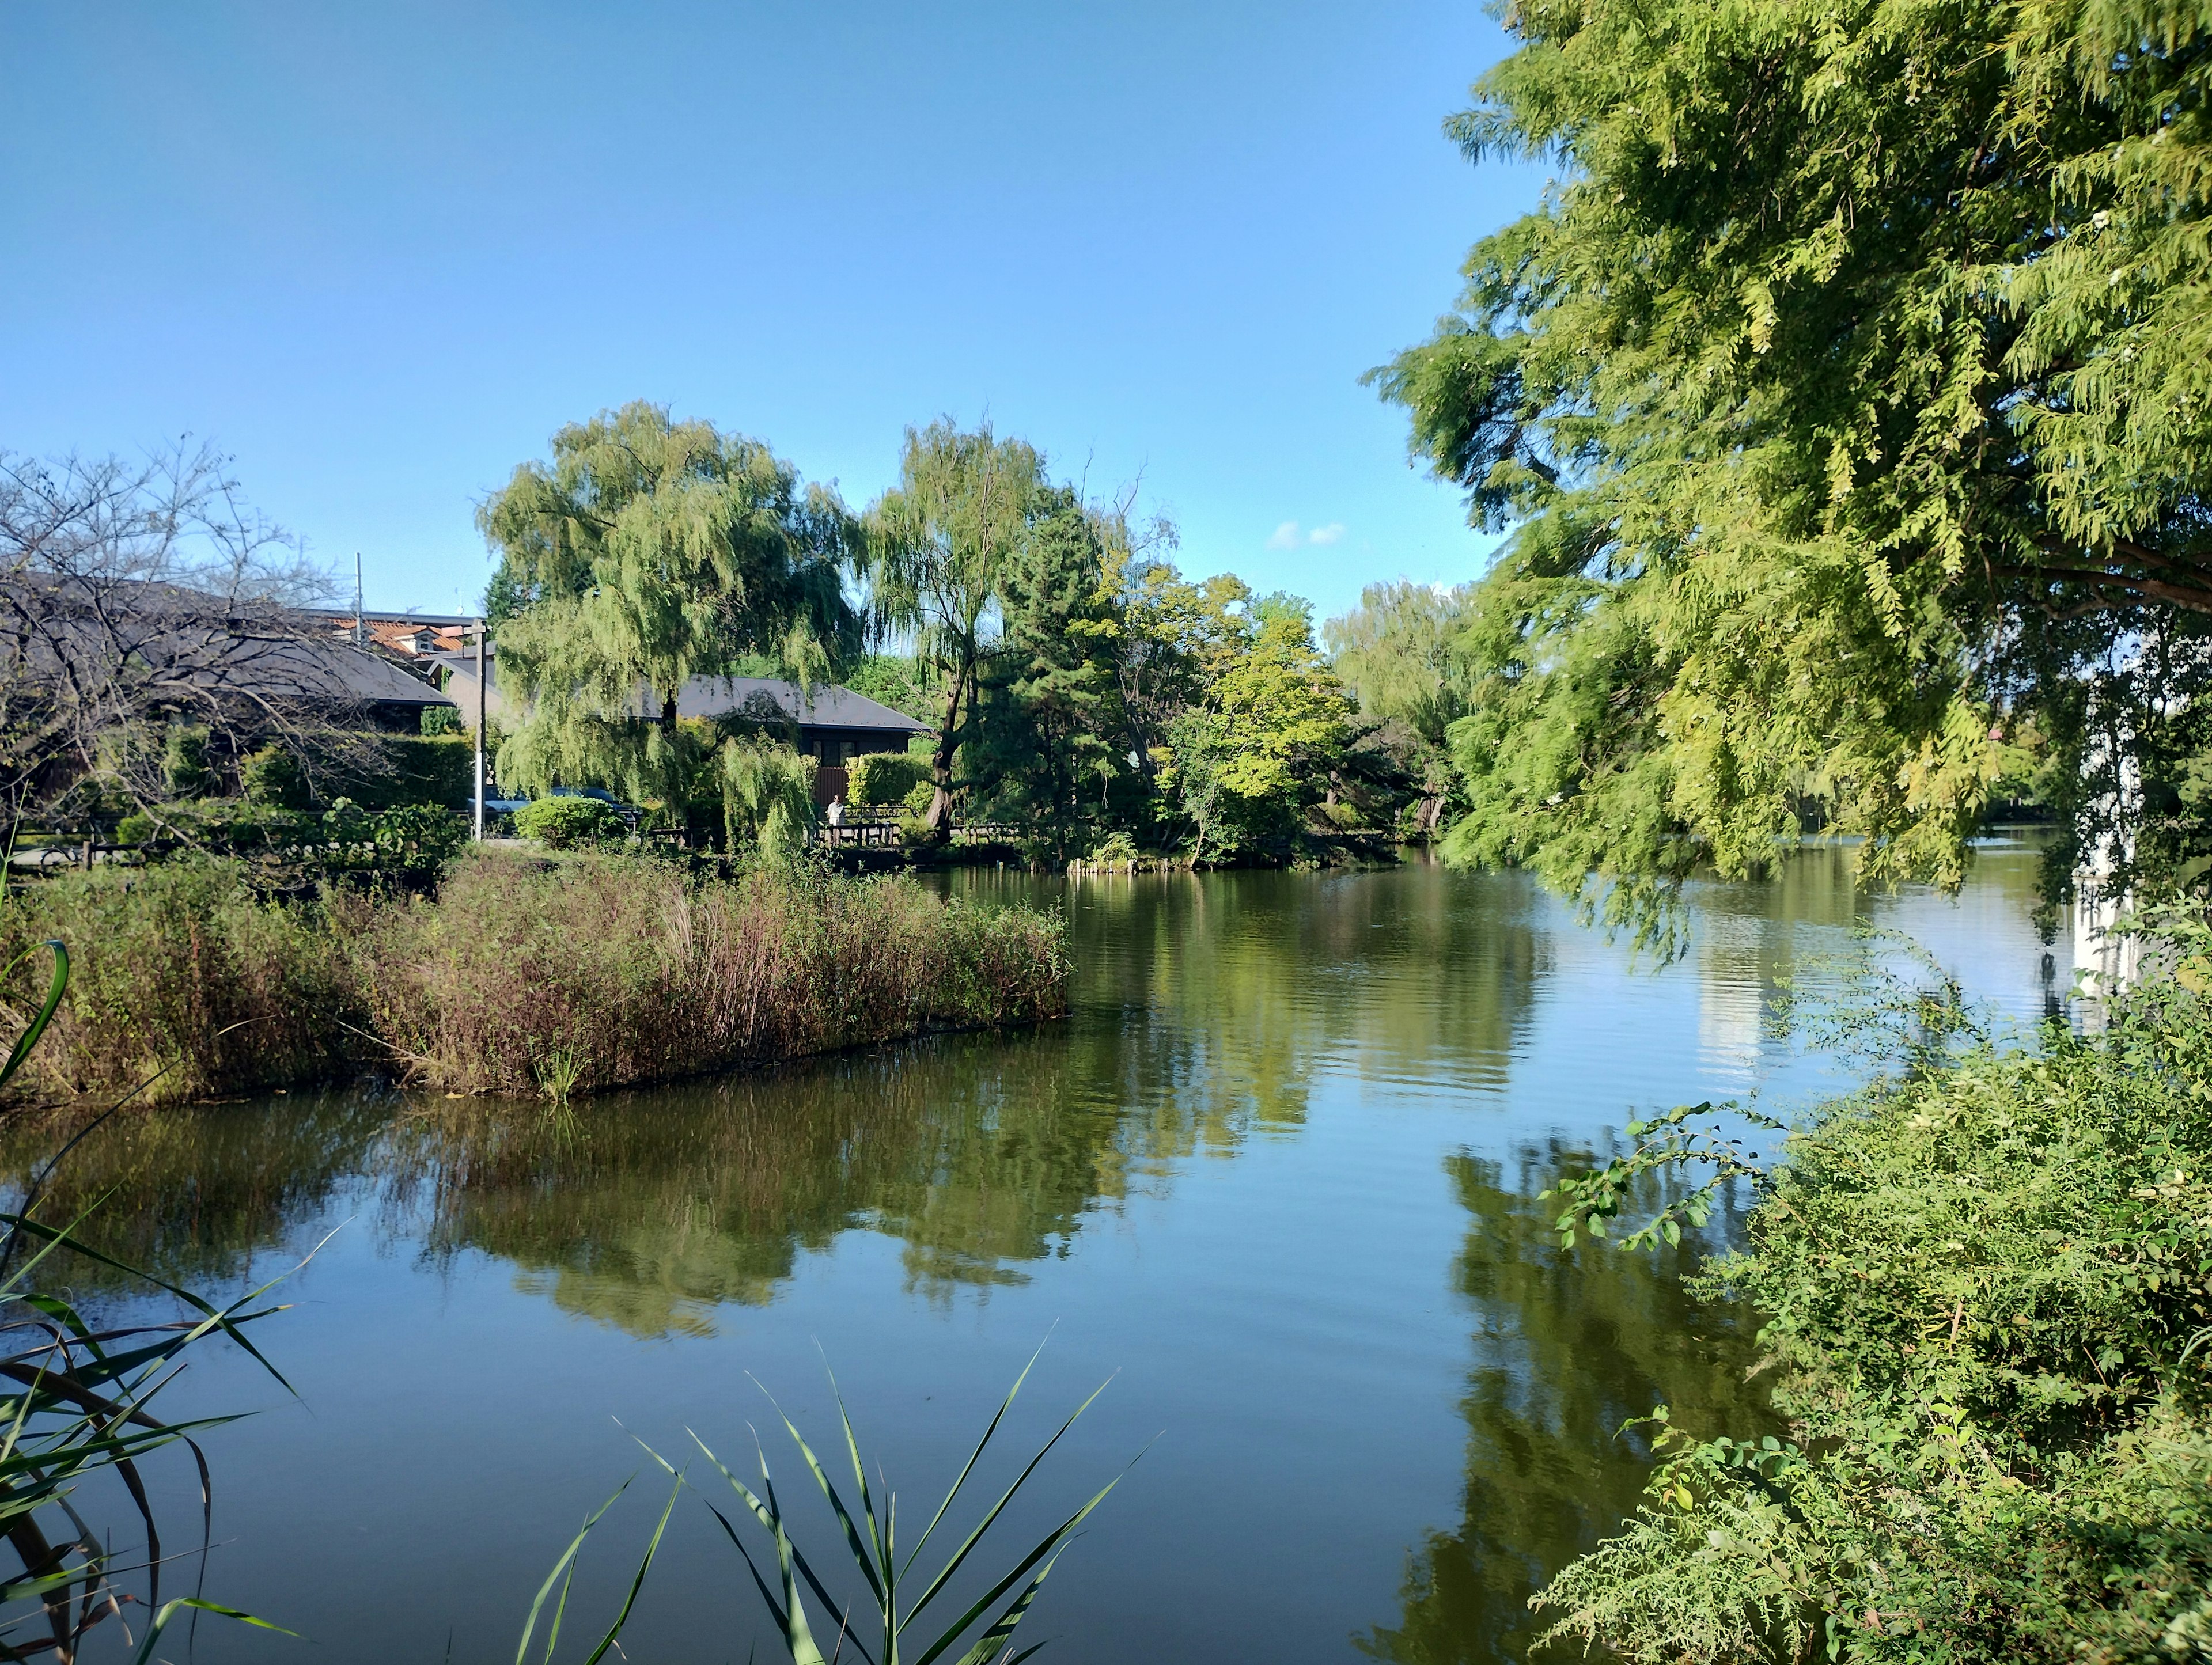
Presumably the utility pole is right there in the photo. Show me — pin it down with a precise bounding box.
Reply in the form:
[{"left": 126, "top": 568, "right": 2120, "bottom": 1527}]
[
  {"left": 354, "top": 553, "right": 365, "bottom": 646},
  {"left": 474, "top": 617, "right": 487, "bottom": 841}
]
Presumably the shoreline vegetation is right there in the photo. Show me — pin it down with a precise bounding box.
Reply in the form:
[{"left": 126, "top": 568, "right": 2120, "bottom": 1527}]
[
  {"left": 1534, "top": 925, "right": 2212, "bottom": 1661},
  {"left": 0, "top": 848, "right": 1070, "bottom": 1108}
]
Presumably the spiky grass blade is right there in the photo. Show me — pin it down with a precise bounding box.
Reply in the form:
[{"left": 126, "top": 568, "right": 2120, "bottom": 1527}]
[
  {"left": 517, "top": 1479, "right": 631, "bottom": 1665},
  {"left": 690, "top": 1431, "right": 868, "bottom": 1665},
  {"left": 895, "top": 1337, "right": 1050, "bottom": 1580},
  {"left": 909, "top": 1467, "right": 1126, "bottom": 1665},
  {"left": 124, "top": 1596, "right": 292, "bottom": 1665},
  {"left": 903, "top": 1375, "right": 1115, "bottom": 1627},
  {"left": 576, "top": 1477, "right": 681, "bottom": 1665},
  {"left": 758, "top": 1379, "right": 885, "bottom": 1609}
]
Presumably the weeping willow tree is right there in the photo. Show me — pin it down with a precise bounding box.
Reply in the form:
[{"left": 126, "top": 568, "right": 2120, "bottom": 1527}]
[
  {"left": 482, "top": 402, "right": 862, "bottom": 826},
  {"left": 1373, "top": 0, "right": 2212, "bottom": 937},
  {"left": 863, "top": 419, "right": 1047, "bottom": 839},
  {"left": 717, "top": 737, "right": 815, "bottom": 862}
]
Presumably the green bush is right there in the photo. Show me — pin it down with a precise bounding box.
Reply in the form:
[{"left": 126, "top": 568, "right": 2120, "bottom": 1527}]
[
  {"left": 513, "top": 795, "right": 622, "bottom": 848},
  {"left": 850, "top": 751, "right": 930, "bottom": 807},
  {"left": 113, "top": 797, "right": 465, "bottom": 877},
  {"left": 241, "top": 744, "right": 312, "bottom": 810},
  {"left": 331, "top": 733, "right": 475, "bottom": 811},
  {"left": 902, "top": 779, "right": 937, "bottom": 816},
  {"left": 161, "top": 725, "right": 213, "bottom": 799},
  {"left": 420, "top": 705, "right": 460, "bottom": 736},
  {"left": 1536, "top": 920, "right": 2212, "bottom": 1664}
]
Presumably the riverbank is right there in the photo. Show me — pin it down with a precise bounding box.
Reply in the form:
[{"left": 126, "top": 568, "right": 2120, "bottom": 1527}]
[
  {"left": 0, "top": 849, "right": 1070, "bottom": 1105},
  {"left": 1534, "top": 912, "right": 2212, "bottom": 1662}
]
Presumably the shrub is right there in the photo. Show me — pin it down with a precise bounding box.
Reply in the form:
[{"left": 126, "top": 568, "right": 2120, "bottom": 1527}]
[
  {"left": 420, "top": 704, "right": 460, "bottom": 736},
  {"left": 1536, "top": 920, "right": 2212, "bottom": 1664},
  {"left": 330, "top": 733, "right": 475, "bottom": 810},
  {"left": 513, "top": 795, "right": 622, "bottom": 848},
  {"left": 161, "top": 725, "right": 213, "bottom": 798},
  {"left": 355, "top": 850, "right": 1070, "bottom": 1095},
  {"left": 1086, "top": 830, "right": 1140, "bottom": 867},
  {"left": 111, "top": 798, "right": 466, "bottom": 878},
  {"left": 850, "top": 751, "right": 930, "bottom": 807},
  {"left": 902, "top": 779, "right": 937, "bottom": 816},
  {"left": 241, "top": 744, "right": 310, "bottom": 810}
]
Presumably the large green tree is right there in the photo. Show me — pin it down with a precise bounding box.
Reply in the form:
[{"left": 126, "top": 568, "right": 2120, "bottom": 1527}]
[
  {"left": 1374, "top": 0, "right": 2212, "bottom": 932},
  {"left": 968, "top": 487, "right": 1128, "bottom": 862},
  {"left": 1324, "top": 580, "right": 1479, "bottom": 751},
  {"left": 863, "top": 420, "right": 1047, "bottom": 839},
  {"left": 480, "top": 403, "right": 860, "bottom": 816},
  {"left": 1164, "top": 596, "right": 1353, "bottom": 863}
]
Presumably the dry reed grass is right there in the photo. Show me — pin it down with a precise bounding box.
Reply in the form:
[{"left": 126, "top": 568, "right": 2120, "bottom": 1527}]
[
  {"left": 357, "top": 851, "right": 1070, "bottom": 1094},
  {"left": 0, "top": 850, "right": 1069, "bottom": 1105},
  {"left": 0, "top": 860, "right": 367, "bottom": 1104}
]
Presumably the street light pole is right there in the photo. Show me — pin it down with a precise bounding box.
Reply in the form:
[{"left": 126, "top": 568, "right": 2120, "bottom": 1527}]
[{"left": 474, "top": 618, "right": 487, "bottom": 841}]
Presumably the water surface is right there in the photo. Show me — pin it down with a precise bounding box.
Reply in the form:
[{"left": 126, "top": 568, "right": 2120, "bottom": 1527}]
[{"left": 13, "top": 847, "right": 2059, "bottom": 1662}]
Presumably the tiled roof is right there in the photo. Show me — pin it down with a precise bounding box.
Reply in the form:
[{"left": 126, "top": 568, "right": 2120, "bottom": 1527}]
[{"left": 432, "top": 658, "right": 930, "bottom": 734}]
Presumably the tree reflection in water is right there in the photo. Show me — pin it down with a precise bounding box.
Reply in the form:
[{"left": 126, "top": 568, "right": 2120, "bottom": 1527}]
[{"left": 1357, "top": 1145, "right": 1771, "bottom": 1665}]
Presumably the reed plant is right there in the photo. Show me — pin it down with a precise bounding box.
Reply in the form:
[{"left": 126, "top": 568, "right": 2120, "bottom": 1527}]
[
  {"left": 522, "top": 1347, "right": 1125, "bottom": 1665},
  {"left": 356, "top": 851, "right": 1070, "bottom": 1098},
  {"left": 0, "top": 849, "right": 1069, "bottom": 1106},
  {"left": 0, "top": 939, "right": 297, "bottom": 1662},
  {"left": 0, "top": 860, "right": 368, "bottom": 1106}
]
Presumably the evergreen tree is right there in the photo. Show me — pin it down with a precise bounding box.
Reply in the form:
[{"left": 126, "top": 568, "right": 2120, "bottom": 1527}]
[
  {"left": 969, "top": 488, "right": 1126, "bottom": 862},
  {"left": 1373, "top": 0, "right": 2212, "bottom": 931}
]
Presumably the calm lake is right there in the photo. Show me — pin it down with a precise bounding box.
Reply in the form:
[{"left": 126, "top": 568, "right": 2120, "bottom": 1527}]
[{"left": 14, "top": 845, "right": 2060, "bottom": 1663}]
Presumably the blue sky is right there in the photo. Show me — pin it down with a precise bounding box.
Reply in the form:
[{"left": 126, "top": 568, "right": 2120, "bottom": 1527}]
[{"left": 2, "top": 2, "right": 1538, "bottom": 624}]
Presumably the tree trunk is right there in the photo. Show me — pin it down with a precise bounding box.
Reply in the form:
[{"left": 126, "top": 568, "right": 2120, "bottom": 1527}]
[{"left": 924, "top": 660, "right": 965, "bottom": 845}]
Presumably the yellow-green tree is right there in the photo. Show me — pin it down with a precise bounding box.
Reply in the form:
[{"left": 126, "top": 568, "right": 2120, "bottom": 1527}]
[
  {"left": 1164, "top": 597, "right": 1353, "bottom": 863},
  {"left": 1374, "top": 0, "right": 2212, "bottom": 930},
  {"left": 481, "top": 402, "right": 859, "bottom": 822}
]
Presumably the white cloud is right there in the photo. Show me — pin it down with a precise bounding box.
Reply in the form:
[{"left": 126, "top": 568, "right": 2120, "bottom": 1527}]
[
  {"left": 1308, "top": 522, "right": 1346, "bottom": 546},
  {"left": 1265, "top": 520, "right": 1301, "bottom": 551}
]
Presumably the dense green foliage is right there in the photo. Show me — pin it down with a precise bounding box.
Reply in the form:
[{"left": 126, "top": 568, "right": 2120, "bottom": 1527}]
[
  {"left": 1536, "top": 928, "right": 2212, "bottom": 1661},
  {"left": 1377, "top": 0, "right": 2212, "bottom": 927},
  {"left": 116, "top": 797, "right": 467, "bottom": 877},
  {"left": 482, "top": 403, "right": 860, "bottom": 839},
  {"left": 863, "top": 420, "right": 1051, "bottom": 837},
  {"left": 847, "top": 749, "right": 929, "bottom": 807},
  {"left": 512, "top": 794, "right": 622, "bottom": 849}
]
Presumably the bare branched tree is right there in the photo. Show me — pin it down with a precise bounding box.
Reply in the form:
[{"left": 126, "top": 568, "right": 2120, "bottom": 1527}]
[{"left": 0, "top": 441, "right": 350, "bottom": 844}]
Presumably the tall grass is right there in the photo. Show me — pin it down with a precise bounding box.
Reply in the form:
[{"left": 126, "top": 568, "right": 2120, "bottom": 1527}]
[
  {"left": 357, "top": 853, "right": 1070, "bottom": 1096},
  {"left": 0, "top": 940, "right": 297, "bottom": 1662},
  {"left": 0, "top": 862, "right": 368, "bottom": 1105},
  {"left": 526, "top": 1347, "right": 1126, "bottom": 1665},
  {"left": 0, "top": 851, "right": 1070, "bottom": 1105}
]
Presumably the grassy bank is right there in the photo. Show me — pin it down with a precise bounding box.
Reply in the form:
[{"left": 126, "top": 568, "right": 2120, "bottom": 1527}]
[
  {"left": 1534, "top": 927, "right": 2212, "bottom": 1663},
  {"left": 0, "top": 851, "right": 1069, "bottom": 1105}
]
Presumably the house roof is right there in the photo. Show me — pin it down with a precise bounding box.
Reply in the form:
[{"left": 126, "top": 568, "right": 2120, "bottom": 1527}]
[{"left": 432, "top": 657, "right": 929, "bottom": 735}]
